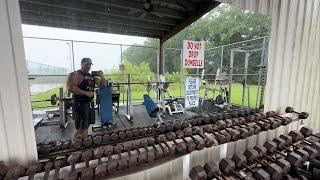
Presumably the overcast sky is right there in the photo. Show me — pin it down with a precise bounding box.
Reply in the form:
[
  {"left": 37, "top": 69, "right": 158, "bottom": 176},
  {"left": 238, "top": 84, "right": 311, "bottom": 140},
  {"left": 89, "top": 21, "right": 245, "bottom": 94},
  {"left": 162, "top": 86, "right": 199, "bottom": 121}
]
[{"left": 22, "top": 25, "right": 148, "bottom": 72}]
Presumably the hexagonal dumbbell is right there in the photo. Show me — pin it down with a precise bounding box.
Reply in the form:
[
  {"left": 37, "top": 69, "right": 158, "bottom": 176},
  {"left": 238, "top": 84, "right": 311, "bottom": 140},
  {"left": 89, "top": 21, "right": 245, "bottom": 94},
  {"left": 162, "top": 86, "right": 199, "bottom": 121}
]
[
  {"left": 128, "top": 149, "right": 139, "bottom": 167},
  {"left": 264, "top": 111, "right": 288, "bottom": 126},
  {"left": 200, "top": 133, "right": 218, "bottom": 148},
  {"left": 4, "top": 165, "right": 26, "bottom": 180},
  {"left": 226, "top": 128, "right": 241, "bottom": 141},
  {"left": 137, "top": 147, "right": 147, "bottom": 164},
  {"left": 0, "top": 164, "right": 9, "bottom": 180},
  {"left": 184, "top": 127, "right": 193, "bottom": 136},
  {"left": 117, "top": 152, "right": 129, "bottom": 170},
  {"left": 146, "top": 146, "right": 156, "bottom": 162},
  {"left": 255, "top": 120, "right": 271, "bottom": 131},
  {"left": 53, "top": 156, "right": 65, "bottom": 179},
  {"left": 65, "top": 152, "right": 82, "bottom": 179},
  {"left": 82, "top": 150, "right": 93, "bottom": 168},
  {"left": 302, "top": 146, "right": 318, "bottom": 159},
  {"left": 203, "top": 161, "right": 226, "bottom": 180},
  {"left": 189, "top": 165, "right": 207, "bottom": 180},
  {"left": 263, "top": 140, "right": 302, "bottom": 168},
  {"left": 83, "top": 136, "right": 93, "bottom": 148},
  {"left": 285, "top": 107, "right": 309, "bottom": 119},
  {"left": 159, "top": 143, "right": 170, "bottom": 157},
  {"left": 253, "top": 145, "right": 291, "bottom": 175},
  {"left": 43, "top": 160, "right": 53, "bottom": 180},
  {"left": 230, "top": 118, "right": 255, "bottom": 137},
  {"left": 95, "top": 163, "right": 107, "bottom": 178},
  {"left": 118, "top": 131, "right": 126, "bottom": 140},
  {"left": 183, "top": 136, "right": 197, "bottom": 152},
  {"left": 110, "top": 132, "right": 119, "bottom": 141},
  {"left": 219, "top": 157, "right": 270, "bottom": 180},
  {"left": 174, "top": 139, "right": 187, "bottom": 154},
  {"left": 125, "top": 130, "right": 134, "bottom": 139},
  {"left": 81, "top": 166, "right": 94, "bottom": 180},
  {"left": 215, "top": 120, "right": 227, "bottom": 130},
  {"left": 176, "top": 130, "right": 185, "bottom": 139},
  {"left": 166, "top": 132, "right": 177, "bottom": 141},
  {"left": 26, "top": 163, "right": 42, "bottom": 180},
  {"left": 191, "top": 135, "right": 206, "bottom": 150},
  {"left": 156, "top": 134, "right": 166, "bottom": 143},
  {"left": 68, "top": 151, "right": 82, "bottom": 171},
  {"left": 216, "top": 130, "right": 232, "bottom": 144},
  {"left": 103, "top": 133, "right": 110, "bottom": 143},
  {"left": 288, "top": 130, "right": 320, "bottom": 152},
  {"left": 147, "top": 137, "right": 156, "bottom": 146},
  {"left": 132, "top": 128, "right": 140, "bottom": 137},
  {"left": 164, "top": 141, "right": 176, "bottom": 155},
  {"left": 233, "top": 153, "right": 282, "bottom": 180},
  {"left": 93, "top": 135, "right": 103, "bottom": 146},
  {"left": 192, "top": 126, "right": 201, "bottom": 135},
  {"left": 300, "top": 127, "right": 320, "bottom": 139}
]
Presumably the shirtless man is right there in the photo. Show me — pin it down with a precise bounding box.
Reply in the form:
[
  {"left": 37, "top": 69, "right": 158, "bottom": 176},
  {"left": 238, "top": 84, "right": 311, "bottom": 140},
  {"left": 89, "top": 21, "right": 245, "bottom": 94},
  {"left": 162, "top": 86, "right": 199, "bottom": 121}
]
[{"left": 67, "top": 58, "right": 107, "bottom": 139}]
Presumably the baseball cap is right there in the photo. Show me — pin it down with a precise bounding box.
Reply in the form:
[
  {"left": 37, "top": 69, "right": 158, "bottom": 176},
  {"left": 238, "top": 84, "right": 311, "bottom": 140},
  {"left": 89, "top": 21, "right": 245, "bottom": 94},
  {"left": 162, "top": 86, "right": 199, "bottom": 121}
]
[{"left": 81, "top": 58, "right": 93, "bottom": 65}]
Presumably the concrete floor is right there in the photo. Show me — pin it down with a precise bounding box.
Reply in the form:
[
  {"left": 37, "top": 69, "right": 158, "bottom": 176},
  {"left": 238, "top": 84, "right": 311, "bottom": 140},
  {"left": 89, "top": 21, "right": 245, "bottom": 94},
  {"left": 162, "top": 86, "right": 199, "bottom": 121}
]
[{"left": 34, "top": 103, "right": 199, "bottom": 144}]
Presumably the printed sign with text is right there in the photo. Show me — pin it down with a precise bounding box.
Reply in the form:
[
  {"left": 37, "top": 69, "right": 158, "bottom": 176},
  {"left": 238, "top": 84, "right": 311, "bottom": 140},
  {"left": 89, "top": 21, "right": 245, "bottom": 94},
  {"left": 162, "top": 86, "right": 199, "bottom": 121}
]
[
  {"left": 182, "top": 40, "right": 205, "bottom": 68},
  {"left": 185, "top": 77, "right": 199, "bottom": 108}
]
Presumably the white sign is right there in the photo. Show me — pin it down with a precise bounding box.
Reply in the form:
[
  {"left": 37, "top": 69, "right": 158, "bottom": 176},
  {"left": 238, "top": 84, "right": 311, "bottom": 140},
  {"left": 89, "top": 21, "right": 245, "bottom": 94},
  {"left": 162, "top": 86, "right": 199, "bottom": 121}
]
[
  {"left": 182, "top": 40, "right": 205, "bottom": 68},
  {"left": 185, "top": 77, "right": 200, "bottom": 108}
]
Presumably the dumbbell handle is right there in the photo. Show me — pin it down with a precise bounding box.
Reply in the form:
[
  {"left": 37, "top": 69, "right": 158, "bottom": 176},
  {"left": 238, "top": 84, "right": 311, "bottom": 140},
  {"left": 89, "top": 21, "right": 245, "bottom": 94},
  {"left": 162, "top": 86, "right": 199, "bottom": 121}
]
[
  {"left": 297, "top": 168, "right": 312, "bottom": 177},
  {"left": 254, "top": 159, "right": 268, "bottom": 167},
  {"left": 85, "top": 158, "right": 91, "bottom": 168},
  {"left": 283, "top": 146, "right": 293, "bottom": 152},
  {"left": 231, "top": 169, "right": 247, "bottom": 180},
  {"left": 240, "top": 163, "right": 255, "bottom": 174},
  {"left": 70, "top": 162, "right": 76, "bottom": 171},
  {"left": 302, "top": 138, "right": 317, "bottom": 146},
  {"left": 263, "top": 155, "right": 276, "bottom": 163},
  {"left": 309, "top": 134, "right": 320, "bottom": 139},
  {"left": 274, "top": 150, "right": 287, "bottom": 157}
]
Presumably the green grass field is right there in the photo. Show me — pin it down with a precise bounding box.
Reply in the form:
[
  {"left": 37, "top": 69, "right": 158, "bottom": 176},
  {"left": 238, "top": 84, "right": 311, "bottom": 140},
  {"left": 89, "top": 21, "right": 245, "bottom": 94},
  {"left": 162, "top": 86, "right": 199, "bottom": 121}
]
[{"left": 31, "top": 84, "right": 261, "bottom": 110}]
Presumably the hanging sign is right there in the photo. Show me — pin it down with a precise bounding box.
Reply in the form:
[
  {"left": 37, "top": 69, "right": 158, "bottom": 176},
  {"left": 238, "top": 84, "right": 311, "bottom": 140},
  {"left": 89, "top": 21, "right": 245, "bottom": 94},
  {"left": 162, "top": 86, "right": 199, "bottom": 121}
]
[
  {"left": 182, "top": 40, "right": 205, "bottom": 68},
  {"left": 185, "top": 77, "right": 200, "bottom": 108}
]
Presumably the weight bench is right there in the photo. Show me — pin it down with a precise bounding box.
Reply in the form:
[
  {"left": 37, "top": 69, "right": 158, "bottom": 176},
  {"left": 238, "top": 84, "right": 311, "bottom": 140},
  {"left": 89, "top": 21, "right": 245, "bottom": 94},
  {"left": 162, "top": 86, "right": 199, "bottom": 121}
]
[{"left": 143, "top": 94, "right": 163, "bottom": 124}]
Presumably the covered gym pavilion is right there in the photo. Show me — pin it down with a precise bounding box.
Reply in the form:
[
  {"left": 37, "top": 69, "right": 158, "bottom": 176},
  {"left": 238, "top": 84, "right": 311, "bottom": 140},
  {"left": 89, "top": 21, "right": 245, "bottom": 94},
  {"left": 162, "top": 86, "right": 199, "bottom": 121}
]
[{"left": 0, "top": 0, "right": 319, "bottom": 179}]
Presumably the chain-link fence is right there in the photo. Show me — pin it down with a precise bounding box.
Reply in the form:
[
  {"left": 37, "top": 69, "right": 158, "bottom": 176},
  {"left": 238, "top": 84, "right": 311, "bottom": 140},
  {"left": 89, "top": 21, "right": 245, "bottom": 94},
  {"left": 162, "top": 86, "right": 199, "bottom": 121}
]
[
  {"left": 27, "top": 61, "right": 68, "bottom": 95},
  {"left": 25, "top": 36, "right": 269, "bottom": 108}
]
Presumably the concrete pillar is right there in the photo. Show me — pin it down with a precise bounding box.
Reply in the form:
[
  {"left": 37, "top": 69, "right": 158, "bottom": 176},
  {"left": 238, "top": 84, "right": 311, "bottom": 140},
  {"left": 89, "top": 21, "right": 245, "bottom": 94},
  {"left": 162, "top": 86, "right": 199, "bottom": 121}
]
[{"left": 0, "top": 0, "right": 38, "bottom": 166}]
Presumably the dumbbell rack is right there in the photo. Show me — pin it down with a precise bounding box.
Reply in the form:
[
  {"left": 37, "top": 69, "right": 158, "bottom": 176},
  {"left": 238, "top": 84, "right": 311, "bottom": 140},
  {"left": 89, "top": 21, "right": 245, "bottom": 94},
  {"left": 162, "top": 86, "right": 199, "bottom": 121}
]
[
  {"left": 189, "top": 127, "right": 320, "bottom": 180},
  {"left": 1, "top": 109, "right": 305, "bottom": 179}
]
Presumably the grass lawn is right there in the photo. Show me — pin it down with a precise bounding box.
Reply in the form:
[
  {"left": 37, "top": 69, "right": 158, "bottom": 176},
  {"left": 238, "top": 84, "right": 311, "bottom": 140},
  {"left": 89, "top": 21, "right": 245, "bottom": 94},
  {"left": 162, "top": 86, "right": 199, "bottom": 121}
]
[{"left": 31, "top": 84, "right": 261, "bottom": 110}]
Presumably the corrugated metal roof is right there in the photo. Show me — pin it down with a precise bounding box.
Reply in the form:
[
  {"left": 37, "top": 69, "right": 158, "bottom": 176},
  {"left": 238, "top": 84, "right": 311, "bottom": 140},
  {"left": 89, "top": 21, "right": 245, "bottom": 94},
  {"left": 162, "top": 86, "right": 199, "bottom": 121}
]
[{"left": 19, "top": 0, "right": 220, "bottom": 41}]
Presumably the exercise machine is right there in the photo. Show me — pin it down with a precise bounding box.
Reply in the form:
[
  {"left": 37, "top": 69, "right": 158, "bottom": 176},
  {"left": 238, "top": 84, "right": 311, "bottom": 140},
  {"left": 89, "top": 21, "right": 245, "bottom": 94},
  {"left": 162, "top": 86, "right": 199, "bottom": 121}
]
[
  {"left": 200, "top": 69, "right": 230, "bottom": 111},
  {"left": 148, "top": 75, "right": 184, "bottom": 115},
  {"left": 163, "top": 82, "right": 184, "bottom": 115}
]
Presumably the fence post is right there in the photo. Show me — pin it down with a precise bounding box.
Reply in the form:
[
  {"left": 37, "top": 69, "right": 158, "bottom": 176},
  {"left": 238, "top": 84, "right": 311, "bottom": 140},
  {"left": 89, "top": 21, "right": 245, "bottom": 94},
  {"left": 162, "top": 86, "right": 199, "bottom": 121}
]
[
  {"left": 71, "top": 41, "right": 75, "bottom": 71},
  {"left": 220, "top": 45, "right": 224, "bottom": 71}
]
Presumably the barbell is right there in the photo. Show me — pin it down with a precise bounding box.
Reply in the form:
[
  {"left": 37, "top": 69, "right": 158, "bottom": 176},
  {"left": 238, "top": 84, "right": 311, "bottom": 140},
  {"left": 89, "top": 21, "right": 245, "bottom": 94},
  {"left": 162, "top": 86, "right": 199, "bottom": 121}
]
[{"left": 31, "top": 94, "right": 72, "bottom": 106}]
